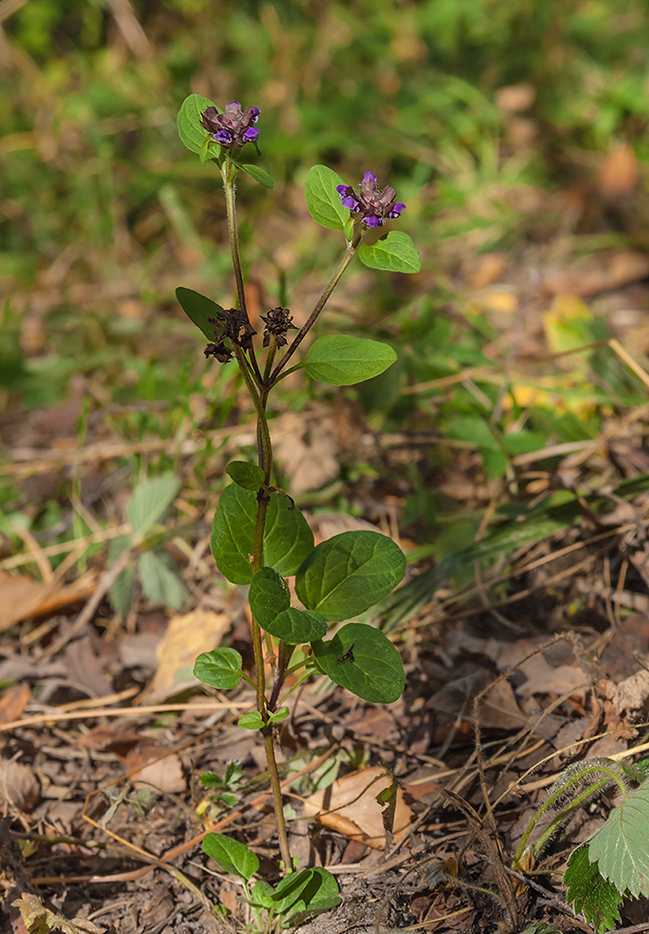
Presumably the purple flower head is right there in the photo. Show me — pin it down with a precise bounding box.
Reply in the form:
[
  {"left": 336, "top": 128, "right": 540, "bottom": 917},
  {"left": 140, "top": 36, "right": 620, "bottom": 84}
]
[
  {"left": 200, "top": 101, "right": 261, "bottom": 149},
  {"left": 337, "top": 171, "right": 405, "bottom": 227}
]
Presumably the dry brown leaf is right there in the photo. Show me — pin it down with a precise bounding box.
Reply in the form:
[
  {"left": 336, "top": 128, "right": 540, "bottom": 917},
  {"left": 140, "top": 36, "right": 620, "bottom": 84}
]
[
  {"left": 543, "top": 251, "right": 649, "bottom": 297},
  {"left": 0, "top": 759, "right": 40, "bottom": 811},
  {"left": 0, "top": 682, "right": 31, "bottom": 725},
  {"left": 13, "top": 893, "right": 105, "bottom": 934},
  {"left": 515, "top": 654, "right": 588, "bottom": 701},
  {"left": 124, "top": 743, "right": 186, "bottom": 793},
  {"left": 303, "top": 765, "right": 414, "bottom": 849},
  {"left": 597, "top": 143, "right": 639, "bottom": 197},
  {"left": 495, "top": 83, "right": 536, "bottom": 113},
  {"left": 273, "top": 408, "right": 340, "bottom": 494},
  {"left": 149, "top": 609, "right": 230, "bottom": 696},
  {"left": 0, "top": 569, "right": 94, "bottom": 629},
  {"left": 603, "top": 669, "right": 649, "bottom": 715}
]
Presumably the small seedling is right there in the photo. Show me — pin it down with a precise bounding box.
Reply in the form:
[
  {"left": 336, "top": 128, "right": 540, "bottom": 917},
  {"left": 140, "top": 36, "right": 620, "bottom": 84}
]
[
  {"left": 514, "top": 754, "right": 649, "bottom": 931},
  {"left": 176, "top": 93, "right": 420, "bottom": 916}
]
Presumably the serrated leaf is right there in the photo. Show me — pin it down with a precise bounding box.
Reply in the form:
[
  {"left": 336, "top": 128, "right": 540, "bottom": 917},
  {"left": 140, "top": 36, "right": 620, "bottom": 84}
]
[
  {"left": 249, "top": 567, "right": 290, "bottom": 626},
  {"left": 237, "top": 163, "right": 274, "bottom": 188},
  {"left": 359, "top": 230, "right": 421, "bottom": 274},
  {"left": 108, "top": 535, "right": 135, "bottom": 617},
  {"left": 264, "top": 607, "right": 327, "bottom": 643},
  {"left": 226, "top": 460, "right": 265, "bottom": 491},
  {"left": 304, "top": 165, "right": 348, "bottom": 230},
  {"left": 203, "top": 832, "right": 259, "bottom": 881},
  {"left": 304, "top": 335, "right": 396, "bottom": 386},
  {"left": 194, "top": 648, "right": 243, "bottom": 690},
  {"left": 126, "top": 473, "right": 180, "bottom": 537},
  {"left": 211, "top": 485, "right": 314, "bottom": 584},
  {"left": 177, "top": 93, "right": 216, "bottom": 155},
  {"left": 238, "top": 711, "right": 265, "bottom": 730},
  {"left": 175, "top": 287, "right": 226, "bottom": 341},
  {"left": 311, "top": 622, "right": 404, "bottom": 703},
  {"left": 564, "top": 844, "right": 624, "bottom": 932},
  {"left": 138, "top": 550, "right": 188, "bottom": 610},
  {"left": 587, "top": 780, "right": 649, "bottom": 897},
  {"left": 295, "top": 530, "right": 405, "bottom": 621}
]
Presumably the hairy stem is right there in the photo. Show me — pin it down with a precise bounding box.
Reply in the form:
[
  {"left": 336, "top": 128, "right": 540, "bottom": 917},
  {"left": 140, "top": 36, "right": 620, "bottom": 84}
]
[
  {"left": 222, "top": 161, "right": 263, "bottom": 386},
  {"left": 222, "top": 165, "right": 292, "bottom": 873}
]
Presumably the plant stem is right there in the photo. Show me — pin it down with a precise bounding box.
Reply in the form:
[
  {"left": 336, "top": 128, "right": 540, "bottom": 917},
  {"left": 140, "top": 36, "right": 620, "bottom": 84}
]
[
  {"left": 222, "top": 160, "right": 263, "bottom": 386},
  {"left": 221, "top": 160, "right": 293, "bottom": 874},
  {"left": 270, "top": 244, "right": 357, "bottom": 383},
  {"left": 222, "top": 159, "right": 248, "bottom": 319}
]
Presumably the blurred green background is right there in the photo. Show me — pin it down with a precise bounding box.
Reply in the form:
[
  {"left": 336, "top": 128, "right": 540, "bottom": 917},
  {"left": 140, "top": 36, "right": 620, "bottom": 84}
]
[{"left": 3, "top": 0, "right": 649, "bottom": 610}]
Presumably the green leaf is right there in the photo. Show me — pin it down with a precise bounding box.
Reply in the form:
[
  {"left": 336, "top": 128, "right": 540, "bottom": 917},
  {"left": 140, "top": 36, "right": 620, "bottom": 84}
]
[
  {"left": 194, "top": 648, "right": 243, "bottom": 690},
  {"left": 238, "top": 711, "right": 265, "bottom": 730},
  {"left": 108, "top": 535, "right": 135, "bottom": 617},
  {"left": 212, "top": 485, "right": 314, "bottom": 584},
  {"left": 295, "top": 530, "right": 406, "bottom": 621},
  {"left": 237, "top": 163, "right": 274, "bottom": 188},
  {"left": 359, "top": 230, "right": 421, "bottom": 274},
  {"left": 252, "top": 880, "right": 275, "bottom": 910},
  {"left": 268, "top": 706, "right": 289, "bottom": 723},
  {"left": 304, "top": 165, "right": 348, "bottom": 230},
  {"left": 249, "top": 567, "right": 290, "bottom": 627},
  {"left": 564, "top": 844, "right": 624, "bottom": 932},
  {"left": 202, "top": 832, "right": 259, "bottom": 881},
  {"left": 226, "top": 461, "right": 265, "bottom": 491},
  {"left": 304, "top": 335, "right": 396, "bottom": 386},
  {"left": 175, "top": 287, "right": 225, "bottom": 341},
  {"left": 263, "top": 608, "right": 327, "bottom": 643},
  {"left": 126, "top": 473, "right": 180, "bottom": 537},
  {"left": 273, "top": 867, "right": 341, "bottom": 922},
  {"left": 587, "top": 779, "right": 649, "bottom": 897},
  {"left": 249, "top": 569, "right": 326, "bottom": 642},
  {"left": 311, "top": 622, "right": 404, "bottom": 703},
  {"left": 177, "top": 93, "right": 216, "bottom": 155},
  {"left": 138, "top": 550, "right": 188, "bottom": 610}
]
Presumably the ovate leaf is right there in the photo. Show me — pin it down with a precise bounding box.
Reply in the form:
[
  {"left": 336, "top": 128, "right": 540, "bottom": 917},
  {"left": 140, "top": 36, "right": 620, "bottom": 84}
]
[
  {"left": 238, "top": 163, "right": 274, "bottom": 188},
  {"left": 138, "top": 550, "right": 188, "bottom": 610},
  {"left": 295, "top": 530, "right": 405, "bottom": 621},
  {"left": 273, "top": 867, "right": 341, "bottom": 917},
  {"left": 194, "top": 648, "right": 243, "bottom": 690},
  {"left": 587, "top": 779, "right": 649, "bottom": 897},
  {"left": 304, "top": 165, "right": 348, "bottom": 230},
  {"left": 264, "top": 607, "right": 327, "bottom": 643},
  {"left": 304, "top": 335, "right": 396, "bottom": 386},
  {"left": 108, "top": 535, "right": 135, "bottom": 617},
  {"left": 211, "top": 485, "right": 314, "bottom": 584},
  {"left": 177, "top": 93, "right": 216, "bottom": 155},
  {"left": 564, "top": 844, "right": 624, "bottom": 932},
  {"left": 126, "top": 473, "right": 180, "bottom": 537},
  {"left": 203, "top": 832, "right": 259, "bottom": 881},
  {"left": 226, "top": 460, "right": 265, "bottom": 491},
  {"left": 252, "top": 881, "right": 274, "bottom": 909},
  {"left": 359, "top": 230, "right": 421, "bottom": 274},
  {"left": 249, "top": 567, "right": 290, "bottom": 627},
  {"left": 238, "top": 712, "right": 265, "bottom": 730},
  {"left": 175, "top": 287, "right": 225, "bottom": 341},
  {"left": 311, "top": 622, "right": 405, "bottom": 703}
]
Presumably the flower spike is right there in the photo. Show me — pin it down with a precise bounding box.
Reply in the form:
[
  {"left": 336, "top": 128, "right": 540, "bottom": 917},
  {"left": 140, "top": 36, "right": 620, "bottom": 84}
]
[{"left": 336, "top": 172, "right": 405, "bottom": 227}]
